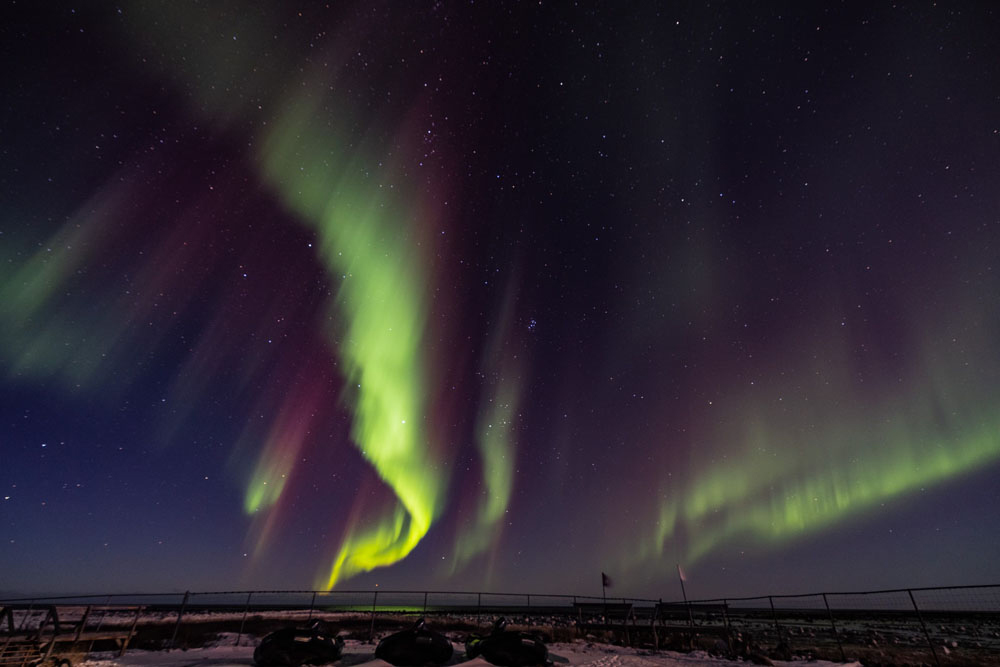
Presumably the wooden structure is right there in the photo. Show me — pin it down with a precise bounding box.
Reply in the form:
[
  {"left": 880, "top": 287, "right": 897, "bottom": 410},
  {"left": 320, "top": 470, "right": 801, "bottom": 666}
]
[{"left": 0, "top": 604, "right": 142, "bottom": 667}]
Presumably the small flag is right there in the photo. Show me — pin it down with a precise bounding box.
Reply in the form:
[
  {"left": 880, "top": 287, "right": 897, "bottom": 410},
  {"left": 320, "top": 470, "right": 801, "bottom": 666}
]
[
  {"left": 676, "top": 564, "right": 687, "bottom": 582},
  {"left": 602, "top": 572, "right": 613, "bottom": 588}
]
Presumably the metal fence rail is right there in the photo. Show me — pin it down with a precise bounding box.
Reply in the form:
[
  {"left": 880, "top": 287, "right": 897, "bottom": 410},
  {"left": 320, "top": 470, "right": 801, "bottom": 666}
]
[
  {"left": 2, "top": 584, "right": 998, "bottom": 666},
  {"left": 672, "top": 584, "right": 1000, "bottom": 665}
]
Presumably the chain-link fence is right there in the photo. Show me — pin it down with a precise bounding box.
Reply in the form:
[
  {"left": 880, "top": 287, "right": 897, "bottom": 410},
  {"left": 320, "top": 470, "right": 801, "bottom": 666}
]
[{"left": 2, "top": 585, "right": 997, "bottom": 665}]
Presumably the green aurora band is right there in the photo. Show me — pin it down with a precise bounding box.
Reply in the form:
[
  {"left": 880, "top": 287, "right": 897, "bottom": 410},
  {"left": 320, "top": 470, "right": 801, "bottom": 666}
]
[
  {"left": 254, "top": 90, "right": 446, "bottom": 588},
  {"left": 632, "top": 308, "right": 1000, "bottom": 570},
  {"left": 114, "top": 5, "right": 451, "bottom": 587}
]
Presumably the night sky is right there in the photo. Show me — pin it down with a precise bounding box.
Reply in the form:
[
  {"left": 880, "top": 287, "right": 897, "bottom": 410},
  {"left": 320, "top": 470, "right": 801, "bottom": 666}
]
[{"left": 2, "top": 2, "right": 999, "bottom": 599}]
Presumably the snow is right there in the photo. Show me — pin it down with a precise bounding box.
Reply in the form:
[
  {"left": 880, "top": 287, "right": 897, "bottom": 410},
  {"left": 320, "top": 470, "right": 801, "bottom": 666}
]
[{"left": 81, "top": 638, "right": 860, "bottom": 667}]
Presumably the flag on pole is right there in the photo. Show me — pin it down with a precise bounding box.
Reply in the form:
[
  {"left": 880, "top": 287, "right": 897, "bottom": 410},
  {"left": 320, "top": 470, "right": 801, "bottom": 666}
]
[
  {"left": 602, "top": 572, "right": 613, "bottom": 588},
  {"left": 676, "top": 563, "right": 691, "bottom": 621}
]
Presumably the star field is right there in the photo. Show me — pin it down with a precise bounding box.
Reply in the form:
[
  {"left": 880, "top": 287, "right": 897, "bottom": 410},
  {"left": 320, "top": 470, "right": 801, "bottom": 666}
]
[{"left": 1, "top": 2, "right": 999, "bottom": 598}]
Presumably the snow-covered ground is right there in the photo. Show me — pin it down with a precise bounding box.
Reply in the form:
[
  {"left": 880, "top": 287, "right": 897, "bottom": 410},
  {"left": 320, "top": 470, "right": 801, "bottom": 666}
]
[{"left": 81, "top": 637, "right": 859, "bottom": 667}]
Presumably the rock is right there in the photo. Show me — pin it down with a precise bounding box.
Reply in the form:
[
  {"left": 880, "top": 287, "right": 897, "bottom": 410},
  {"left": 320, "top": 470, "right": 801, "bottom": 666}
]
[{"left": 748, "top": 651, "right": 774, "bottom": 665}]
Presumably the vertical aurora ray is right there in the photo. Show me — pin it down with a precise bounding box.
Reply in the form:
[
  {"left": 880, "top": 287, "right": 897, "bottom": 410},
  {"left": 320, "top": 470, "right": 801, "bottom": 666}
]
[
  {"left": 452, "top": 372, "right": 520, "bottom": 574},
  {"left": 450, "top": 280, "right": 524, "bottom": 576},
  {"left": 255, "top": 88, "right": 446, "bottom": 588},
  {"left": 0, "top": 177, "right": 273, "bottom": 396},
  {"left": 0, "top": 190, "right": 123, "bottom": 387},
  {"left": 238, "top": 376, "right": 329, "bottom": 558},
  {"left": 243, "top": 385, "right": 323, "bottom": 517}
]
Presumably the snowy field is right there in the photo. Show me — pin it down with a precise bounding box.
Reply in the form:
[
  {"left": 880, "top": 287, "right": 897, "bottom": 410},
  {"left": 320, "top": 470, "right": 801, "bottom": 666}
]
[{"left": 81, "top": 637, "right": 859, "bottom": 667}]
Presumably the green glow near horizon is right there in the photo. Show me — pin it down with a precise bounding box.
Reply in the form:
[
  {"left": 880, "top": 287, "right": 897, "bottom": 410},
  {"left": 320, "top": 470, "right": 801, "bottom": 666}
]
[{"left": 256, "top": 90, "right": 445, "bottom": 588}]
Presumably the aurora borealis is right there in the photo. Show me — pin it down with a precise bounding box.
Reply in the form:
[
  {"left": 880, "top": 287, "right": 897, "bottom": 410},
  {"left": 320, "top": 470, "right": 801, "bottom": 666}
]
[{"left": 2, "top": 2, "right": 999, "bottom": 598}]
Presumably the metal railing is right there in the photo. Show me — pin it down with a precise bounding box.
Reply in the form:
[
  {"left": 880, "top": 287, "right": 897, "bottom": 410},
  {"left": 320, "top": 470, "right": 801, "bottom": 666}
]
[
  {"left": 672, "top": 584, "right": 1000, "bottom": 665},
  {"left": 3, "top": 584, "right": 998, "bottom": 665}
]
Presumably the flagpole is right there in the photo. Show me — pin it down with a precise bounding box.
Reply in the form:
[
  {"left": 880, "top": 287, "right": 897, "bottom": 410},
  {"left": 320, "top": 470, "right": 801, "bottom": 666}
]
[
  {"left": 601, "top": 572, "right": 608, "bottom": 619},
  {"left": 677, "top": 564, "right": 693, "bottom": 628}
]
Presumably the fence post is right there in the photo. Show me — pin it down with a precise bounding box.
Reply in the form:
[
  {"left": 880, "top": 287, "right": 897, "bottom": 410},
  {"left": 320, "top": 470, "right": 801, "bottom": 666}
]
[
  {"left": 15, "top": 600, "right": 35, "bottom": 632},
  {"left": 121, "top": 605, "right": 142, "bottom": 657},
  {"left": 88, "top": 595, "right": 113, "bottom": 653},
  {"left": 74, "top": 605, "right": 91, "bottom": 643},
  {"left": 40, "top": 607, "right": 60, "bottom": 661},
  {"left": 527, "top": 594, "right": 531, "bottom": 608},
  {"left": 651, "top": 599, "right": 660, "bottom": 650},
  {"left": 236, "top": 592, "right": 253, "bottom": 647},
  {"left": 308, "top": 591, "right": 317, "bottom": 622},
  {"left": 768, "top": 596, "right": 781, "bottom": 638},
  {"left": 3, "top": 600, "right": 29, "bottom": 655},
  {"left": 423, "top": 592, "right": 428, "bottom": 614},
  {"left": 908, "top": 589, "right": 940, "bottom": 667},
  {"left": 624, "top": 599, "right": 632, "bottom": 647},
  {"left": 821, "top": 594, "right": 846, "bottom": 662},
  {"left": 170, "top": 591, "right": 190, "bottom": 649},
  {"left": 477, "top": 592, "right": 481, "bottom": 626},
  {"left": 368, "top": 591, "right": 379, "bottom": 641},
  {"left": 722, "top": 599, "right": 733, "bottom": 655}
]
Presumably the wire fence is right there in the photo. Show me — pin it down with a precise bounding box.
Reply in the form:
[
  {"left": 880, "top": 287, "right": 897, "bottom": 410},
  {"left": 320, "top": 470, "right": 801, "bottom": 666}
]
[{"left": 2, "top": 584, "right": 998, "bottom": 665}]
